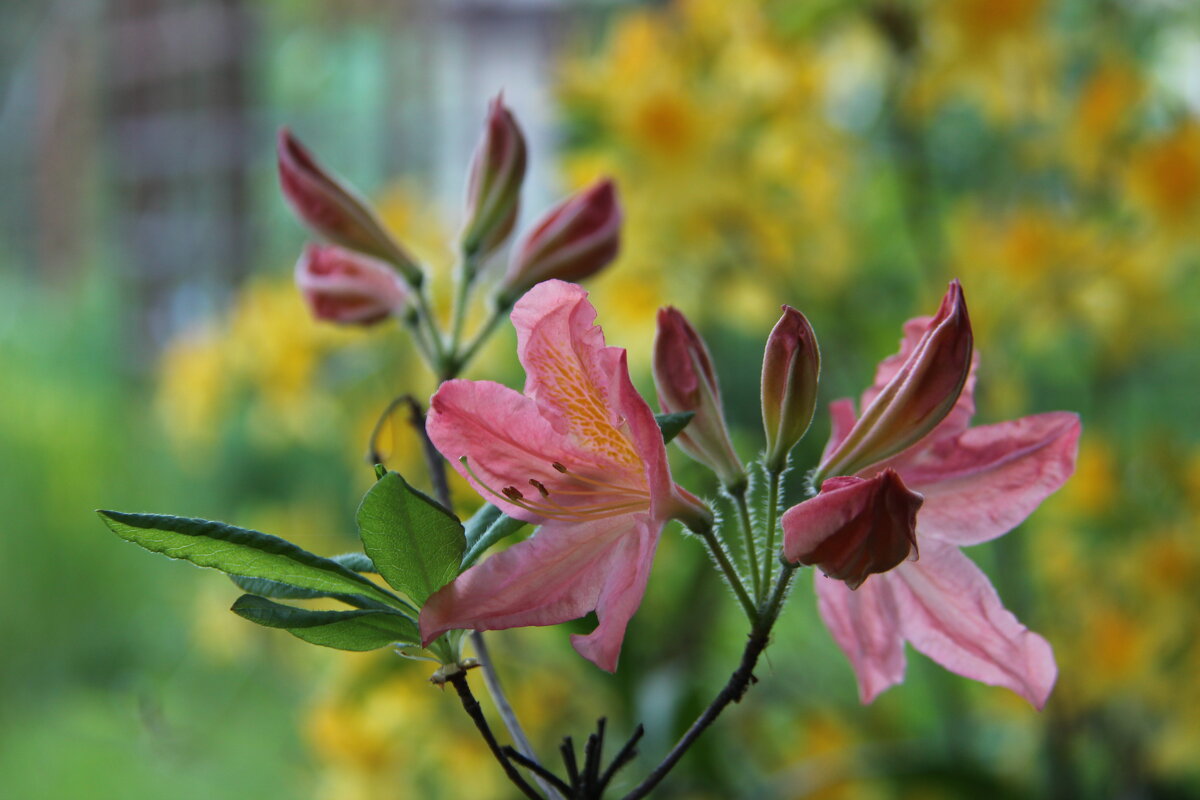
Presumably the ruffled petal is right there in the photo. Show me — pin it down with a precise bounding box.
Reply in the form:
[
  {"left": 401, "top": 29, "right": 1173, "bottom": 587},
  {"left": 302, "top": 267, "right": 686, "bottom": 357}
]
[
  {"left": 571, "top": 517, "right": 661, "bottom": 671},
  {"left": 511, "top": 280, "right": 647, "bottom": 484},
  {"left": 892, "top": 541, "right": 1057, "bottom": 708},
  {"left": 428, "top": 379, "right": 600, "bottom": 523},
  {"left": 815, "top": 572, "right": 907, "bottom": 703},
  {"left": 419, "top": 515, "right": 657, "bottom": 671},
  {"left": 896, "top": 412, "right": 1081, "bottom": 546}
]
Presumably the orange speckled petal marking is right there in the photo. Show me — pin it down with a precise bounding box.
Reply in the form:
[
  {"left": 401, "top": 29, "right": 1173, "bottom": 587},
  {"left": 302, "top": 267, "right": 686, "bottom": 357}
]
[{"left": 513, "top": 280, "right": 644, "bottom": 476}]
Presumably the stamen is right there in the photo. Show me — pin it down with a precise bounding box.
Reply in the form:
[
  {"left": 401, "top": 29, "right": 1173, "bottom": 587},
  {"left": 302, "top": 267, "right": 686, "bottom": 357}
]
[{"left": 459, "top": 456, "right": 651, "bottom": 522}]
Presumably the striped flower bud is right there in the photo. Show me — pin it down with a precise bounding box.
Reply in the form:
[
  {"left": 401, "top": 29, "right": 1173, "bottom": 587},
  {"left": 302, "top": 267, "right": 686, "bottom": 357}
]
[
  {"left": 498, "top": 179, "right": 620, "bottom": 304},
  {"left": 461, "top": 95, "right": 528, "bottom": 267},
  {"left": 277, "top": 128, "right": 422, "bottom": 286},
  {"left": 816, "top": 281, "right": 972, "bottom": 482},
  {"left": 295, "top": 244, "right": 408, "bottom": 326},
  {"left": 761, "top": 306, "right": 820, "bottom": 472},
  {"left": 653, "top": 307, "right": 745, "bottom": 488}
]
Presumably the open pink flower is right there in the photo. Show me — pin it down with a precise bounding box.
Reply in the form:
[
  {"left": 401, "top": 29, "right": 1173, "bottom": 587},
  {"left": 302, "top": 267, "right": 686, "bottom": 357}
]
[
  {"left": 420, "top": 280, "right": 700, "bottom": 671},
  {"left": 797, "top": 295, "right": 1080, "bottom": 709}
]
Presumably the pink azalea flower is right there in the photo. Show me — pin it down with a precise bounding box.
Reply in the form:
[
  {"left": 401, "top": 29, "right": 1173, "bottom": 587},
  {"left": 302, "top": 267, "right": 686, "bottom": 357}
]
[
  {"left": 794, "top": 292, "right": 1080, "bottom": 709},
  {"left": 420, "top": 280, "right": 702, "bottom": 671}
]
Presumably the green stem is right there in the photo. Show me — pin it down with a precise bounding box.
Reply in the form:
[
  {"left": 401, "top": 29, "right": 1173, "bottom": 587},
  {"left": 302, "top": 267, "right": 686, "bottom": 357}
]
[
  {"left": 447, "top": 252, "right": 479, "bottom": 364},
  {"left": 453, "top": 299, "right": 510, "bottom": 374},
  {"left": 689, "top": 519, "right": 758, "bottom": 623},
  {"left": 761, "top": 468, "right": 783, "bottom": 593},
  {"left": 410, "top": 286, "right": 448, "bottom": 368},
  {"left": 729, "top": 485, "right": 763, "bottom": 604}
]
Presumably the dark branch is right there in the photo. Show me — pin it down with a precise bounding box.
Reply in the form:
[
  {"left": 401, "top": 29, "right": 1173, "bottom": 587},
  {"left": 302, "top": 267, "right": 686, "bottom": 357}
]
[
  {"left": 620, "top": 628, "right": 772, "bottom": 799},
  {"left": 446, "top": 671, "right": 543, "bottom": 800},
  {"left": 598, "top": 724, "right": 645, "bottom": 794},
  {"left": 503, "top": 747, "right": 574, "bottom": 796},
  {"left": 403, "top": 395, "right": 452, "bottom": 509}
]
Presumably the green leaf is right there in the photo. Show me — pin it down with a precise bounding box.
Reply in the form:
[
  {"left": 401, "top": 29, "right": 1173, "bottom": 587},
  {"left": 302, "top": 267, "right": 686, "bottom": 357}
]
[
  {"left": 226, "top": 574, "right": 394, "bottom": 612},
  {"left": 462, "top": 503, "right": 504, "bottom": 547},
  {"left": 462, "top": 513, "right": 528, "bottom": 569},
  {"left": 98, "top": 510, "right": 409, "bottom": 612},
  {"left": 230, "top": 595, "right": 420, "bottom": 651},
  {"left": 356, "top": 472, "right": 465, "bottom": 604},
  {"left": 331, "top": 552, "right": 377, "bottom": 573},
  {"left": 655, "top": 411, "right": 695, "bottom": 444}
]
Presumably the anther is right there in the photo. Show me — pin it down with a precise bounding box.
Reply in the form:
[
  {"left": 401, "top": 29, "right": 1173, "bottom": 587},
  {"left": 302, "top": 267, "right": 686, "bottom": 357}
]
[
  {"left": 551, "top": 462, "right": 567, "bottom": 473},
  {"left": 502, "top": 486, "right": 525, "bottom": 501},
  {"left": 529, "top": 479, "right": 550, "bottom": 498}
]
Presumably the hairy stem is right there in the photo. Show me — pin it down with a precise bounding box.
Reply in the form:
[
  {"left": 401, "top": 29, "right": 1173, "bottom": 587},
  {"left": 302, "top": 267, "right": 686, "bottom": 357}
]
[
  {"left": 729, "top": 484, "right": 763, "bottom": 603},
  {"left": 692, "top": 521, "right": 758, "bottom": 623},
  {"left": 622, "top": 564, "right": 797, "bottom": 799},
  {"left": 446, "top": 671, "right": 542, "bottom": 800},
  {"left": 761, "top": 468, "right": 784, "bottom": 593}
]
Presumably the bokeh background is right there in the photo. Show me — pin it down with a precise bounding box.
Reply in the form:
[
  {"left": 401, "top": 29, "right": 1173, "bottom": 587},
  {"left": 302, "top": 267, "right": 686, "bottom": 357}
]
[{"left": 3, "top": 0, "right": 1199, "bottom": 797}]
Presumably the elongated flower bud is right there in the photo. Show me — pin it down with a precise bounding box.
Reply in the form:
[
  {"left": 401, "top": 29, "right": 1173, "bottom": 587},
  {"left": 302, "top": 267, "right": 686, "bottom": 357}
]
[
  {"left": 277, "top": 128, "right": 422, "bottom": 286},
  {"left": 653, "top": 307, "right": 745, "bottom": 488},
  {"left": 782, "top": 470, "right": 922, "bottom": 590},
  {"left": 762, "top": 306, "right": 820, "bottom": 472},
  {"left": 295, "top": 244, "right": 408, "bottom": 326},
  {"left": 817, "top": 281, "right": 972, "bottom": 481},
  {"left": 498, "top": 179, "right": 621, "bottom": 304},
  {"left": 461, "top": 95, "right": 528, "bottom": 267}
]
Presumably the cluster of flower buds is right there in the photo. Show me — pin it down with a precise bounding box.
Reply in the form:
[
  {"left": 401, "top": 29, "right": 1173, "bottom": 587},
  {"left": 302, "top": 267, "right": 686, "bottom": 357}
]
[
  {"left": 279, "top": 95, "right": 624, "bottom": 341},
  {"left": 652, "top": 282, "right": 976, "bottom": 592}
]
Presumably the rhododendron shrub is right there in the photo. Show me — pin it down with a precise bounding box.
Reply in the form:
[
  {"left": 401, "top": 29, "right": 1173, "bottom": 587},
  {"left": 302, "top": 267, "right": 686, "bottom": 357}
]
[{"left": 99, "top": 97, "right": 1078, "bottom": 798}]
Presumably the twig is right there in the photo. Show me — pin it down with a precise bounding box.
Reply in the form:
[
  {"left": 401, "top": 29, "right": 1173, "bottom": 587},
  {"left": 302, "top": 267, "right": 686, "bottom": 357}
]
[
  {"left": 446, "top": 671, "right": 542, "bottom": 800},
  {"left": 406, "top": 395, "right": 560, "bottom": 798},
  {"left": 504, "top": 747, "right": 574, "bottom": 796},
  {"left": 621, "top": 565, "right": 796, "bottom": 800},
  {"left": 598, "top": 725, "right": 645, "bottom": 794}
]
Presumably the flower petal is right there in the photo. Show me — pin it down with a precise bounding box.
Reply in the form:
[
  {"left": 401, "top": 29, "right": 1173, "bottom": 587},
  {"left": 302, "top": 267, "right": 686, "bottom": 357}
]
[
  {"left": 782, "top": 471, "right": 922, "bottom": 590},
  {"left": 821, "top": 398, "right": 860, "bottom": 470},
  {"left": 815, "top": 572, "right": 907, "bottom": 703},
  {"left": 892, "top": 541, "right": 1057, "bottom": 708},
  {"left": 428, "top": 379, "right": 596, "bottom": 523},
  {"left": 896, "top": 412, "right": 1081, "bottom": 546},
  {"left": 570, "top": 517, "right": 660, "bottom": 672},
  {"left": 419, "top": 515, "right": 658, "bottom": 672},
  {"left": 512, "top": 280, "right": 646, "bottom": 481}
]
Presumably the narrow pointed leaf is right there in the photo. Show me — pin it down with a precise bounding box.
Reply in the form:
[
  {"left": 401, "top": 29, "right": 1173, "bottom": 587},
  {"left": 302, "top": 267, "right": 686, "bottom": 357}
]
[
  {"left": 356, "top": 472, "right": 465, "bottom": 604},
  {"left": 98, "top": 510, "right": 407, "bottom": 611},
  {"left": 230, "top": 594, "right": 420, "bottom": 651},
  {"left": 226, "top": 575, "right": 395, "bottom": 611},
  {"left": 331, "top": 552, "right": 378, "bottom": 572},
  {"left": 654, "top": 411, "right": 695, "bottom": 444}
]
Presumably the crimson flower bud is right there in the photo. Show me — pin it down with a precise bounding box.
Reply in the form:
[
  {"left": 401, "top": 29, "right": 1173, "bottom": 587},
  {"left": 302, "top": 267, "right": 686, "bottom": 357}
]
[
  {"left": 653, "top": 307, "right": 745, "bottom": 488},
  {"left": 782, "top": 470, "right": 922, "bottom": 590},
  {"left": 761, "top": 306, "right": 820, "bottom": 473},
  {"left": 498, "top": 179, "right": 621, "bottom": 304},
  {"left": 277, "top": 128, "right": 422, "bottom": 286},
  {"left": 461, "top": 95, "right": 528, "bottom": 266},
  {"left": 295, "top": 244, "right": 408, "bottom": 326},
  {"left": 817, "top": 280, "right": 973, "bottom": 482}
]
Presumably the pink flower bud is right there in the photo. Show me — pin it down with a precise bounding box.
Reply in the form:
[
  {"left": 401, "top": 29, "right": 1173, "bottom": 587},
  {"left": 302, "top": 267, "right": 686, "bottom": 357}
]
[
  {"left": 295, "top": 244, "right": 408, "bottom": 326},
  {"left": 653, "top": 307, "right": 745, "bottom": 488},
  {"left": 277, "top": 128, "right": 422, "bottom": 285},
  {"left": 817, "top": 280, "right": 973, "bottom": 481},
  {"left": 761, "top": 306, "right": 820, "bottom": 472},
  {"left": 499, "top": 179, "right": 621, "bottom": 303},
  {"left": 782, "top": 470, "right": 922, "bottom": 590},
  {"left": 461, "top": 95, "right": 528, "bottom": 264}
]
